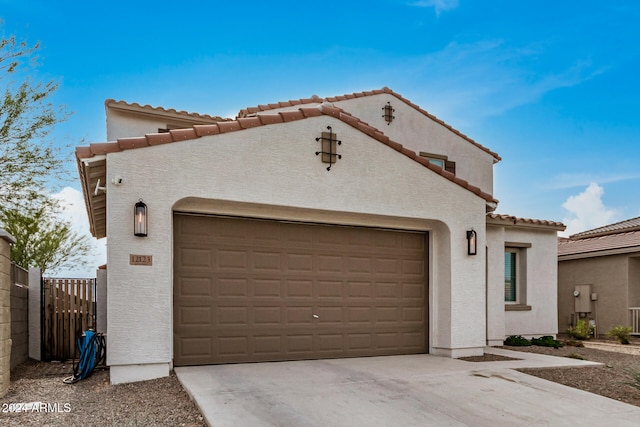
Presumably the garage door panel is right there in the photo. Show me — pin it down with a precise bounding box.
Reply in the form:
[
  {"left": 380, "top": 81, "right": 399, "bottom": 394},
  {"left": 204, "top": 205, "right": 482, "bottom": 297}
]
[
  {"left": 253, "top": 307, "right": 282, "bottom": 325},
  {"left": 286, "top": 307, "right": 314, "bottom": 324},
  {"left": 178, "top": 248, "right": 212, "bottom": 269},
  {"left": 179, "top": 306, "right": 213, "bottom": 326},
  {"left": 253, "top": 279, "right": 281, "bottom": 297},
  {"left": 286, "top": 280, "right": 313, "bottom": 297},
  {"left": 346, "top": 256, "right": 372, "bottom": 274},
  {"left": 287, "top": 335, "right": 314, "bottom": 353},
  {"left": 216, "top": 278, "right": 249, "bottom": 297},
  {"left": 402, "top": 283, "right": 425, "bottom": 298},
  {"left": 346, "top": 281, "right": 372, "bottom": 298},
  {"left": 317, "top": 280, "right": 343, "bottom": 298},
  {"left": 174, "top": 214, "right": 428, "bottom": 366},
  {"left": 254, "top": 336, "right": 283, "bottom": 355},
  {"left": 176, "top": 277, "right": 212, "bottom": 297}
]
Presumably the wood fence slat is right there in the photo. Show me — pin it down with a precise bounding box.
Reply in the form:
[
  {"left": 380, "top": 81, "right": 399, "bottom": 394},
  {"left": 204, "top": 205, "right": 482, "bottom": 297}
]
[
  {"left": 42, "top": 277, "right": 97, "bottom": 361},
  {"left": 88, "top": 279, "right": 94, "bottom": 329},
  {"left": 55, "top": 280, "right": 61, "bottom": 360}
]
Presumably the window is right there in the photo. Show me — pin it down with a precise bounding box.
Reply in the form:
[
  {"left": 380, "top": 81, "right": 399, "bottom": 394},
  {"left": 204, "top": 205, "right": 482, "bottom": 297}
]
[
  {"left": 428, "top": 158, "right": 445, "bottom": 168},
  {"left": 504, "top": 244, "right": 530, "bottom": 310},
  {"left": 419, "top": 152, "right": 456, "bottom": 175},
  {"left": 504, "top": 250, "right": 517, "bottom": 302}
]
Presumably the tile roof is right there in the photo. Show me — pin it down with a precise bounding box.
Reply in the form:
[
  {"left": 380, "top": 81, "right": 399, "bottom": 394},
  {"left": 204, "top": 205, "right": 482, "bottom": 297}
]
[
  {"left": 78, "top": 103, "right": 497, "bottom": 204},
  {"left": 78, "top": 103, "right": 499, "bottom": 239},
  {"left": 238, "top": 87, "right": 501, "bottom": 162},
  {"left": 558, "top": 230, "right": 640, "bottom": 258},
  {"left": 569, "top": 216, "right": 640, "bottom": 239},
  {"left": 486, "top": 213, "right": 566, "bottom": 230},
  {"left": 105, "top": 99, "right": 232, "bottom": 123}
]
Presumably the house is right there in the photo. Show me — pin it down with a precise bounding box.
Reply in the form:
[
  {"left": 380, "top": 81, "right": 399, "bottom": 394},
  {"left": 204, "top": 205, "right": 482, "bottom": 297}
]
[
  {"left": 76, "top": 88, "right": 565, "bottom": 384},
  {"left": 558, "top": 217, "right": 640, "bottom": 337}
]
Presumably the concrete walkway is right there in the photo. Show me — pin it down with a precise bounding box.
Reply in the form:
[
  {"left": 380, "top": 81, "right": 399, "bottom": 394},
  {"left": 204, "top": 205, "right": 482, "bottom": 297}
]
[{"left": 175, "top": 348, "right": 640, "bottom": 426}]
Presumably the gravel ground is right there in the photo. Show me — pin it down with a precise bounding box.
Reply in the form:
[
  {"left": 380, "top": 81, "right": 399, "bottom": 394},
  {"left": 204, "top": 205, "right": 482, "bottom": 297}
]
[
  {"left": 0, "top": 360, "right": 206, "bottom": 426},
  {"left": 3, "top": 339, "right": 639, "bottom": 426},
  {"left": 506, "top": 338, "right": 640, "bottom": 407}
]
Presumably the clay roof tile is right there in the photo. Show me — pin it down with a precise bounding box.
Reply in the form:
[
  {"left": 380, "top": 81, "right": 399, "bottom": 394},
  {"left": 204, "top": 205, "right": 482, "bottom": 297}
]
[{"left": 193, "top": 124, "right": 221, "bottom": 137}]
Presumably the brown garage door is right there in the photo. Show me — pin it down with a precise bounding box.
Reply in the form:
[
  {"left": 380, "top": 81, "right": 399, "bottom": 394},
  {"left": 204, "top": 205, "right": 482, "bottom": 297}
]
[{"left": 173, "top": 214, "right": 428, "bottom": 366}]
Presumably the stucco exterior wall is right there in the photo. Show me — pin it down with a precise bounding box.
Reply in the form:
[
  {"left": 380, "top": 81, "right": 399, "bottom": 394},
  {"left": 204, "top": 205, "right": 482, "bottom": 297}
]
[
  {"left": 503, "top": 228, "right": 559, "bottom": 337},
  {"left": 558, "top": 255, "right": 630, "bottom": 336},
  {"left": 104, "top": 115, "right": 488, "bottom": 383},
  {"left": 629, "top": 257, "right": 640, "bottom": 308},
  {"left": 106, "top": 108, "right": 218, "bottom": 141},
  {"left": 486, "top": 226, "right": 506, "bottom": 345},
  {"left": 253, "top": 94, "right": 496, "bottom": 196},
  {"left": 486, "top": 225, "right": 559, "bottom": 341}
]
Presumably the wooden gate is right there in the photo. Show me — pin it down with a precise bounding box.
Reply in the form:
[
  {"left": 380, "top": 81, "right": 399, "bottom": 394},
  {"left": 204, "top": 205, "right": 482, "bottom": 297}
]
[{"left": 42, "top": 278, "right": 96, "bottom": 361}]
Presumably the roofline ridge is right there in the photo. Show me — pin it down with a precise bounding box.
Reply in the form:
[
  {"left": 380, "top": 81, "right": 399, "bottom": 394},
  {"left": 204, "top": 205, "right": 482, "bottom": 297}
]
[
  {"left": 569, "top": 216, "right": 640, "bottom": 239},
  {"left": 237, "top": 87, "right": 501, "bottom": 162},
  {"left": 79, "top": 105, "right": 497, "bottom": 205},
  {"left": 105, "top": 98, "right": 231, "bottom": 122}
]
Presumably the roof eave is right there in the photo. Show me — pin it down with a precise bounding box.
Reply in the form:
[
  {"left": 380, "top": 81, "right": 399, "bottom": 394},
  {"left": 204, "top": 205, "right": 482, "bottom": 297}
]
[
  {"left": 559, "top": 245, "right": 640, "bottom": 261},
  {"left": 77, "top": 154, "right": 107, "bottom": 239},
  {"left": 486, "top": 216, "right": 566, "bottom": 231}
]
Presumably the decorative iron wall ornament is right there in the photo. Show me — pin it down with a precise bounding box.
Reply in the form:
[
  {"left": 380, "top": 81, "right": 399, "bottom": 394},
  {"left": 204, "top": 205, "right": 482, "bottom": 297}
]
[
  {"left": 315, "top": 126, "right": 342, "bottom": 171},
  {"left": 382, "top": 101, "right": 395, "bottom": 125}
]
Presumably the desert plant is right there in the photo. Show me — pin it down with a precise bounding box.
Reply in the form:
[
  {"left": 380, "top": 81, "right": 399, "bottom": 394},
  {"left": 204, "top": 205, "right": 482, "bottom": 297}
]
[
  {"left": 531, "top": 336, "right": 563, "bottom": 348},
  {"left": 504, "top": 335, "right": 532, "bottom": 346},
  {"left": 567, "top": 320, "right": 593, "bottom": 340},
  {"left": 607, "top": 325, "right": 632, "bottom": 345},
  {"left": 625, "top": 368, "right": 640, "bottom": 391}
]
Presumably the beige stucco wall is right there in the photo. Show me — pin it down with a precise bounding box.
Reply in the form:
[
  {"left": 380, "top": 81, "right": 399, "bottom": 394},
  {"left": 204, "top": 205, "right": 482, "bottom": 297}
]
[
  {"left": 252, "top": 94, "right": 496, "bottom": 196},
  {"left": 0, "top": 230, "right": 15, "bottom": 398},
  {"left": 486, "top": 225, "right": 559, "bottom": 341},
  {"left": 503, "top": 228, "right": 559, "bottom": 337},
  {"left": 629, "top": 257, "right": 640, "bottom": 308},
  {"left": 103, "top": 114, "right": 488, "bottom": 383},
  {"left": 558, "top": 255, "right": 631, "bottom": 335},
  {"left": 106, "top": 108, "right": 219, "bottom": 141},
  {"left": 486, "top": 225, "right": 506, "bottom": 345}
]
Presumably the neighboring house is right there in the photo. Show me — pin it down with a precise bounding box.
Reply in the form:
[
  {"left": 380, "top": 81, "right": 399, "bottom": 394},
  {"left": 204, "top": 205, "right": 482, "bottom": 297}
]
[
  {"left": 76, "top": 87, "right": 564, "bottom": 384},
  {"left": 558, "top": 217, "right": 640, "bottom": 337}
]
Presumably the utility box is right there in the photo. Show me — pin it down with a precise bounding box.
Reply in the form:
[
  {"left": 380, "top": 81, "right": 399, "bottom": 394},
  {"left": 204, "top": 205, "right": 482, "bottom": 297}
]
[{"left": 574, "top": 284, "right": 593, "bottom": 313}]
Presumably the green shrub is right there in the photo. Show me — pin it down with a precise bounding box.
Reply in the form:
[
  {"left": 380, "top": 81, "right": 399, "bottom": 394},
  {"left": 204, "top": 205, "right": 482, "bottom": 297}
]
[
  {"left": 531, "top": 336, "right": 563, "bottom": 348},
  {"left": 504, "top": 335, "right": 532, "bottom": 346},
  {"left": 607, "top": 325, "right": 632, "bottom": 345},
  {"left": 567, "top": 320, "right": 593, "bottom": 340}
]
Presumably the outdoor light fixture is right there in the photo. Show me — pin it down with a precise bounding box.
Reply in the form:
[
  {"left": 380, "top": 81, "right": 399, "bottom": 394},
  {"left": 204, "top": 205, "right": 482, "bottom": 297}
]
[
  {"left": 134, "top": 200, "right": 148, "bottom": 237},
  {"left": 382, "top": 101, "right": 395, "bottom": 125},
  {"left": 466, "top": 229, "right": 477, "bottom": 255}
]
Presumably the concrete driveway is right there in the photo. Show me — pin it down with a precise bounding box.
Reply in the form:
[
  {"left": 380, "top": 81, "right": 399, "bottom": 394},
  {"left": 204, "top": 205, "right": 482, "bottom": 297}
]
[{"left": 175, "top": 348, "right": 640, "bottom": 426}]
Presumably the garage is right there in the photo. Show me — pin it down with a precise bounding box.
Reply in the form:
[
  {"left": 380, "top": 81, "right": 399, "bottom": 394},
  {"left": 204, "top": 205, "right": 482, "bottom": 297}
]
[{"left": 173, "top": 213, "right": 428, "bottom": 366}]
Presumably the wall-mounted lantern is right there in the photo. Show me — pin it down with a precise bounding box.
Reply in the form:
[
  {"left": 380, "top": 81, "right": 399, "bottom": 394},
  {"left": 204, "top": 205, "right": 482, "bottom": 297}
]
[
  {"left": 466, "top": 229, "right": 477, "bottom": 255},
  {"left": 382, "top": 101, "right": 395, "bottom": 125},
  {"left": 134, "top": 200, "right": 148, "bottom": 237}
]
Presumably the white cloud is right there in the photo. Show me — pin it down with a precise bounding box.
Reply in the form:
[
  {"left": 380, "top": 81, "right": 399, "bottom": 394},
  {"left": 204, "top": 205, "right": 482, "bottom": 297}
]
[
  {"left": 50, "top": 186, "right": 106, "bottom": 278},
  {"left": 410, "top": 0, "right": 459, "bottom": 15},
  {"left": 544, "top": 172, "right": 640, "bottom": 190},
  {"left": 561, "top": 183, "right": 618, "bottom": 236}
]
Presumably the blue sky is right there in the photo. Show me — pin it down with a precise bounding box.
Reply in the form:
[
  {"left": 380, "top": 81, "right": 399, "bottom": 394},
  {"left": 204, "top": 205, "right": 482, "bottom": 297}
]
[{"left": 2, "top": 1, "right": 640, "bottom": 275}]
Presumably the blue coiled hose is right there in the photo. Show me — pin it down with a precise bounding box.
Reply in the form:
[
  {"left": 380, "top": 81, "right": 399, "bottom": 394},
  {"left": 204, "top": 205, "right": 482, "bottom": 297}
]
[{"left": 63, "top": 330, "right": 106, "bottom": 384}]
